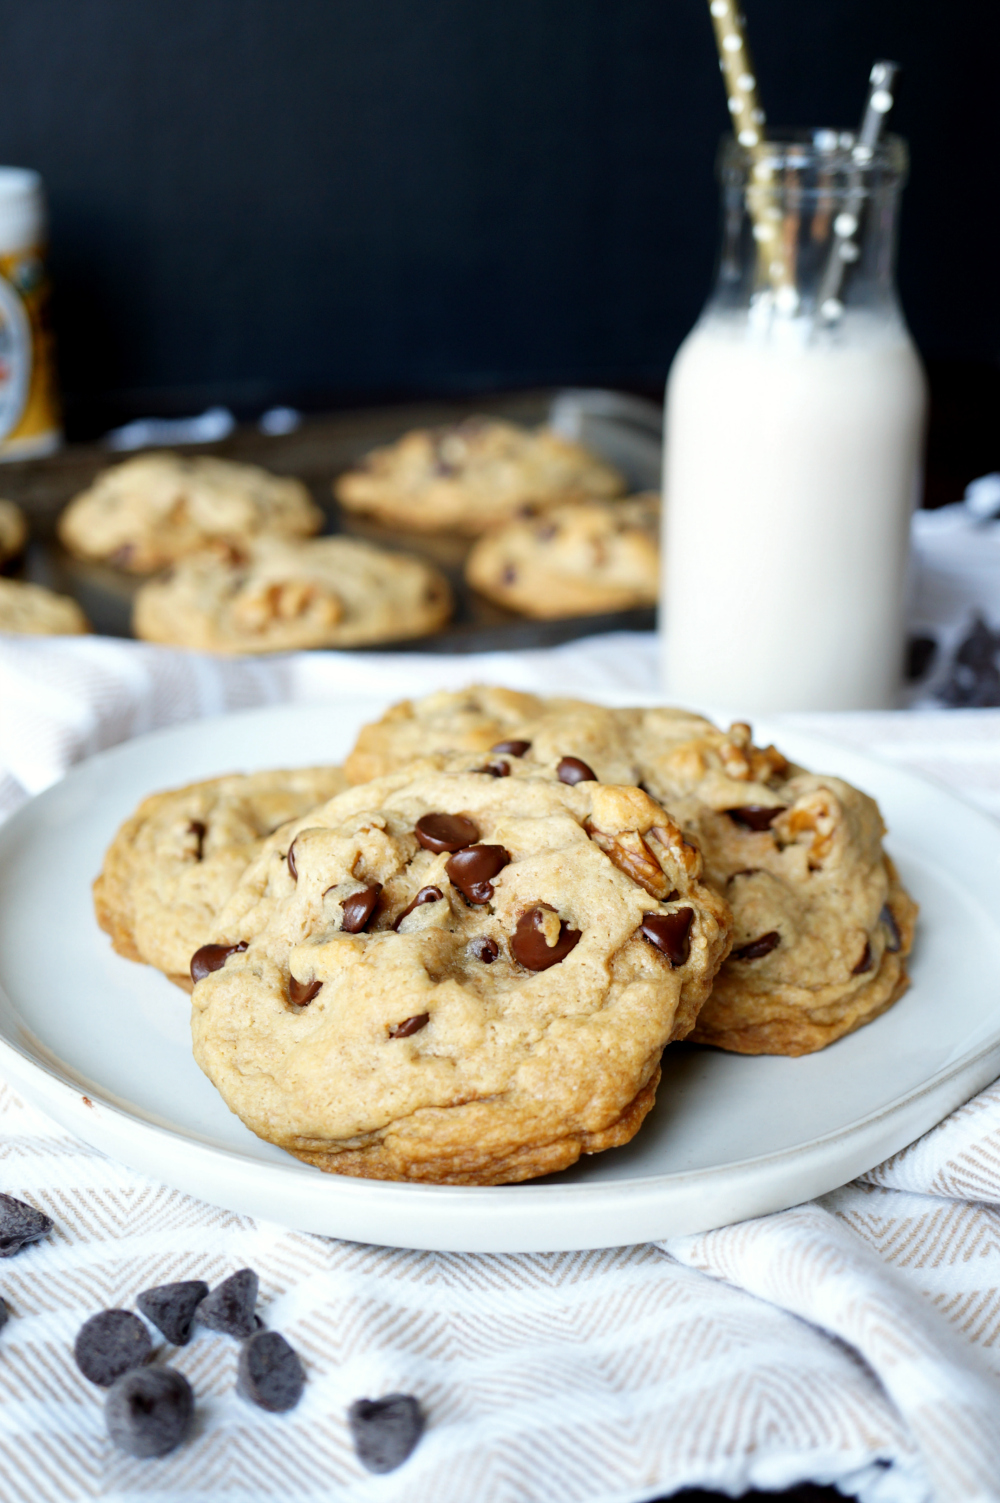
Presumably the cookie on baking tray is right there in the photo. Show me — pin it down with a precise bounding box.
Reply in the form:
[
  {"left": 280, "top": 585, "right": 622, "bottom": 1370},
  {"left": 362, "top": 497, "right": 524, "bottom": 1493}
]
[
  {"left": 334, "top": 417, "right": 626, "bottom": 535},
  {"left": 465, "top": 493, "right": 660, "bottom": 618},
  {"left": 0, "top": 499, "right": 27, "bottom": 570},
  {"left": 58, "top": 452, "right": 323, "bottom": 573},
  {"left": 132, "top": 535, "right": 453, "bottom": 653},
  {"left": 189, "top": 756, "right": 732, "bottom": 1184},
  {"left": 94, "top": 767, "right": 348, "bottom": 990},
  {"left": 0, "top": 577, "right": 90, "bottom": 635}
]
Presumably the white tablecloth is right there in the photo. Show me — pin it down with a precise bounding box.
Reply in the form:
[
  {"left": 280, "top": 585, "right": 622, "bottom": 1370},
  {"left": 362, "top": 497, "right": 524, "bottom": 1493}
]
[{"left": 2, "top": 631, "right": 1000, "bottom": 1503}]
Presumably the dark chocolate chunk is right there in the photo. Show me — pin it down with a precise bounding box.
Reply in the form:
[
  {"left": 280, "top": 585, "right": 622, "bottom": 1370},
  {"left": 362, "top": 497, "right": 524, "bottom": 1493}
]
[
  {"left": 852, "top": 941, "right": 874, "bottom": 975},
  {"left": 469, "top": 935, "right": 499, "bottom": 963},
  {"left": 491, "top": 740, "right": 531, "bottom": 757},
  {"left": 414, "top": 813, "right": 479, "bottom": 853},
  {"left": 640, "top": 909, "right": 695, "bottom": 967},
  {"left": 287, "top": 841, "right": 298, "bottom": 880},
  {"left": 557, "top": 756, "right": 597, "bottom": 785},
  {"left": 105, "top": 1366, "right": 194, "bottom": 1459},
  {"left": 348, "top": 1393, "right": 425, "bottom": 1474},
  {"left": 732, "top": 930, "right": 781, "bottom": 961},
  {"left": 197, "top": 1268, "right": 259, "bottom": 1338},
  {"left": 237, "top": 1330, "right": 305, "bottom": 1413},
  {"left": 190, "top": 940, "right": 247, "bottom": 985},
  {"left": 289, "top": 976, "right": 323, "bottom": 1006},
  {"left": 510, "top": 905, "right": 581, "bottom": 971},
  {"left": 481, "top": 759, "right": 510, "bottom": 777},
  {"left": 725, "top": 805, "right": 786, "bottom": 831},
  {"left": 0, "top": 1193, "right": 53, "bottom": 1257},
  {"left": 393, "top": 886, "right": 443, "bottom": 930},
  {"left": 341, "top": 883, "right": 383, "bottom": 934},
  {"left": 881, "top": 904, "right": 901, "bottom": 952},
  {"left": 445, "top": 845, "right": 510, "bottom": 904},
  {"left": 74, "top": 1310, "right": 153, "bottom": 1387},
  {"left": 389, "top": 1013, "right": 430, "bottom": 1038},
  {"left": 136, "top": 1280, "right": 209, "bottom": 1346},
  {"left": 188, "top": 820, "right": 206, "bottom": 860}
]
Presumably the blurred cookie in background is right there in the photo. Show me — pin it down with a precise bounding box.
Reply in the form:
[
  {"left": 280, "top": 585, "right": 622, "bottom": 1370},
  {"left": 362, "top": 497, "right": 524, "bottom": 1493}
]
[
  {"left": 334, "top": 416, "right": 625, "bottom": 535},
  {"left": 0, "top": 500, "right": 28, "bottom": 572},
  {"left": 133, "top": 535, "right": 452, "bottom": 654},
  {"left": 58, "top": 452, "right": 324, "bottom": 573},
  {"left": 0, "top": 576, "right": 89, "bottom": 635},
  {"left": 465, "top": 493, "right": 660, "bottom": 618}
]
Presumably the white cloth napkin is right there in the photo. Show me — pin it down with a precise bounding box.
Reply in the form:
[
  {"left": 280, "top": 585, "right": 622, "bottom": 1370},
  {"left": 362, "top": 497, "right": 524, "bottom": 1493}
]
[{"left": 2, "top": 632, "right": 1000, "bottom": 1503}]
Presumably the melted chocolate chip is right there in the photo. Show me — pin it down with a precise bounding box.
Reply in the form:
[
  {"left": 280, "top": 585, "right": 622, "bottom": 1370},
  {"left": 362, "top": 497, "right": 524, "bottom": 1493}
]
[
  {"left": 510, "top": 905, "right": 581, "bottom": 971},
  {"left": 732, "top": 931, "right": 781, "bottom": 962},
  {"left": 557, "top": 756, "right": 597, "bottom": 785},
  {"left": 393, "top": 886, "right": 443, "bottom": 930},
  {"left": 852, "top": 941, "right": 874, "bottom": 975},
  {"left": 389, "top": 1013, "right": 430, "bottom": 1038},
  {"left": 289, "top": 976, "right": 323, "bottom": 1006},
  {"left": 881, "top": 904, "right": 901, "bottom": 952},
  {"left": 190, "top": 940, "right": 248, "bottom": 984},
  {"left": 446, "top": 845, "right": 510, "bottom": 904},
  {"left": 470, "top": 935, "right": 499, "bottom": 963},
  {"left": 481, "top": 759, "right": 510, "bottom": 777},
  {"left": 414, "top": 812, "right": 480, "bottom": 853},
  {"left": 502, "top": 565, "right": 517, "bottom": 585},
  {"left": 725, "top": 805, "right": 787, "bottom": 831},
  {"left": 341, "top": 883, "right": 382, "bottom": 933},
  {"left": 188, "top": 820, "right": 206, "bottom": 861},
  {"left": 286, "top": 841, "right": 298, "bottom": 880},
  {"left": 640, "top": 909, "right": 695, "bottom": 967},
  {"left": 491, "top": 740, "right": 531, "bottom": 757}
]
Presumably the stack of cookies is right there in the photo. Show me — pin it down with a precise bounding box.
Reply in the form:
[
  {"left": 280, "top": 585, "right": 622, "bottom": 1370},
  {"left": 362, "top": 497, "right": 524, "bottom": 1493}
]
[{"left": 94, "top": 686, "right": 917, "bottom": 1185}]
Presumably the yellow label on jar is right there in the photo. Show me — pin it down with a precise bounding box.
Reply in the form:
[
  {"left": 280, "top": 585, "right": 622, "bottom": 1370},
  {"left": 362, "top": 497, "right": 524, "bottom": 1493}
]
[{"left": 0, "top": 244, "right": 60, "bottom": 458}]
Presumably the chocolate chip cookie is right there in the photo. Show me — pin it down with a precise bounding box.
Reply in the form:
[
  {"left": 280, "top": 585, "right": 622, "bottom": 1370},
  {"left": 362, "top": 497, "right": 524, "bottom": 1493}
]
[
  {"left": 334, "top": 417, "right": 625, "bottom": 535},
  {"left": 94, "top": 767, "right": 347, "bottom": 989},
  {"left": 190, "top": 757, "right": 731, "bottom": 1184},
  {"left": 0, "top": 577, "right": 90, "bottom": 635},
  {"left": 132, "top": 535, "right": 452, "bottom": 652},
  {"left": 465, "top": 493, "right": 660, "bottom": 617},
  {"left": 58, "top": 452, "right": 323, "bottom": 573},
  {"left": 0, "top": 499, "right": 27, "bottom": 570}
]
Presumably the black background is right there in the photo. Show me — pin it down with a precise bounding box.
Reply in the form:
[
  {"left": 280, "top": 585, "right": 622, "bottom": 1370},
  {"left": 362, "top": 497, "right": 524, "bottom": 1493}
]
[{"left": 0, "top": 0, "right": 996, "bottom": 466}]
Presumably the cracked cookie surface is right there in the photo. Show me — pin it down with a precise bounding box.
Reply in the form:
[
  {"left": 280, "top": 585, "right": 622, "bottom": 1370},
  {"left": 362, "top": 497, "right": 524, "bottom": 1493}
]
[{"left": 190, "top": 757, "right": 731, "bottom": 1184}]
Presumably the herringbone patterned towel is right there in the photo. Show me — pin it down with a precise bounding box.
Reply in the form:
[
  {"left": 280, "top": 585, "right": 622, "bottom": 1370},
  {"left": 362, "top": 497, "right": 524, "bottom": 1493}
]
[{"left": 2, "top": 633, "right": 1000, "bottom": 1503}]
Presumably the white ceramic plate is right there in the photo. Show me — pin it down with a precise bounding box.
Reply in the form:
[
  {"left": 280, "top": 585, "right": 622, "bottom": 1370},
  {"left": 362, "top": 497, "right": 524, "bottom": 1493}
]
[{"left": 1, "top": 697, "right": 999, "bottom": 1253}]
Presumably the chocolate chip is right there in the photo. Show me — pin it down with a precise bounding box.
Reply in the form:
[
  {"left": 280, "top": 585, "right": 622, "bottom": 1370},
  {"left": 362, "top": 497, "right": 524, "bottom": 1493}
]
[
  {"left": 341, "top": 883, "right": 383, "bottom": 933},
  {"left": 852, "top": 941, "right": 874, "bottom": 975},
  {"left": 557, "top": 756, "right": 597, "bottom": 785},
  {"left": 348, "top": 1393, "right": 425, "bottom": 1474},
  {"left": 393, "top": 886, "right": 443, "bottom": 930},
  {"left": 414, "top": 813, "right": 479, "bottom": 853},
  {"left": 470, "top": 936, "right": 499, "bottom": 963},
  {"left": 510, "top": 905, "right": 581, "bottom": 970},
  {"left": 197, "top": 1268, "right": 259, "bottom": 1338},
  {"left": 105, "top": 1366, "right": 194, "bottom": 1458},
  {"left": 188, "top": 820, "right": 206, "bottom": 860},
  {"left": 237, "top": 1330, "right": 305, "bottom": 1413},
  {"left": 502, "top": 565, "right": 517, "bottom": 585},
  {"left": 732, "top": 931, "right": 781, "bottom": 961},
  {"left": 481, "top": 759, "right": 510, "bottom": 777},
  {"left": 389, "top": 1013, "right": 430, "bottom": 1038},
  {"left": 640, "top": 909, "right": 694, "bottom": 967},
  {"left": 445, "top": 845, "right": 510, "bottom": 904},
  {"left": 725, "top": 805, "right": 786, "bottom": 831},
  {"left": 136, "top": 1281, "right": 209, "bottom": 1346},
  {"left": 0, "top": 1193, "right": 53, "bottom": 1257},
  {"left": 190, "top": 940, "right": 247, "bottom": 984},
  {"left": 286, "top": 840, "right": 298, "bottom": 880},
  {"left": 74, "top": 1310, "right": 153, "bottom": 1387},
  {"left": 491, "top": 740, "right": 531, "bottom": 757},
  {"left": 289, "top": 976, "right": 323, "bottom": 1006},
  {"left": 881, "top": 904, "right": 901, "bottom": 952}
]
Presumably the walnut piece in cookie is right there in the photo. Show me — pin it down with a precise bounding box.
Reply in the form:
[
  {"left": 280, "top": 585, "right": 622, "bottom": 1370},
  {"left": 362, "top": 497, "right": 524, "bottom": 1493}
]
[
  {"left": 334, "top": 417, "right": 625, "bottom": 535},
  {"left": 190, "top": 758, "right": 731, "bottom": 1185}
]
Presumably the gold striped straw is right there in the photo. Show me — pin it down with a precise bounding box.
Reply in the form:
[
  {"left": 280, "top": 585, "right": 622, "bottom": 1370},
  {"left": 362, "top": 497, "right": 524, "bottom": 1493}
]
[{"left": 707, "top": 0, "right": 793, "bottom": 302}]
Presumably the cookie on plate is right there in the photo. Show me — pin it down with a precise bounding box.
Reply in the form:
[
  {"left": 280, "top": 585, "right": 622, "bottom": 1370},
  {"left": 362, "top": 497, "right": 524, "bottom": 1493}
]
[
  {"left": 190, "top": 757, "right": 732, "bottom": 1184},
  {"left": 0, "top": 499, "right": 27, "bottom": 570},
  {"left": 0, "top": 577, "right": 89, "bottom": 635},
  {"left": 94, "top": 767, "right": 347, "bottom": 989},
  {"left": 132, "top": 536, "right": 453, "bottom": 653},
  {"left": 334, "top": 417, "right": 625, "bottom": 535},
  {"left": 58, "top": 453, "right": 323, "bottom": 573},
  {"left": 465, "top": 494, "right": 660, "bottom": 618}
]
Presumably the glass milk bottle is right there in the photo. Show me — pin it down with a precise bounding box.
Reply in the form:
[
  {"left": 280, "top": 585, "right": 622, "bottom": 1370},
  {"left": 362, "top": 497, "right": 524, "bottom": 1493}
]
[{"left": 662, "top": 132, "right": 926, "bottom": 712}]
